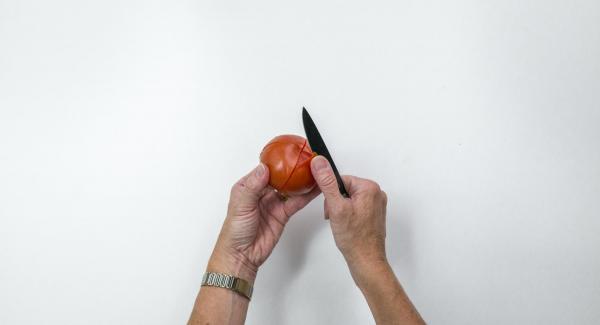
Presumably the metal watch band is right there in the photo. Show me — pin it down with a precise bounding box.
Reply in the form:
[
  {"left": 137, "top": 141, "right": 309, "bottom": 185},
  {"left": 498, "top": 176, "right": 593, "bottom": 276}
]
[{"left": 201, "top": 272, "right": 253, "bottom": 300}]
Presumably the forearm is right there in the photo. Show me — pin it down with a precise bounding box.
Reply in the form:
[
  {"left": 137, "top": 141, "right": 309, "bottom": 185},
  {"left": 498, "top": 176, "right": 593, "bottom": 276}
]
[
  {"left": 188, "top": 249, "right": 257, "bottom": 325},
  {"left": 349, "top": 260, "right": 424, "bottom": 325}
]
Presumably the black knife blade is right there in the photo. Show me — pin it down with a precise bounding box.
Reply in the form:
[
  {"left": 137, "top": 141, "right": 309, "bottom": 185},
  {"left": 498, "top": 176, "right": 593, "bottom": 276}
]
[{"left": 302, "top": 107, "right": 350, "bottom": 198}]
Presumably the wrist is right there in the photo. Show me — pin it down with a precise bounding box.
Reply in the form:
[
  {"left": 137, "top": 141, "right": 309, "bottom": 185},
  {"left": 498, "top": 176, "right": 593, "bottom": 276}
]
[
  {"left": 208, "top": 245, "right": 257, "bottom": 284},
  {"left": 344, "top": 252, "right": 390, "bottom": 287},
  {"left": 342, "top": 246, "right": 388, "bottom": 271}
]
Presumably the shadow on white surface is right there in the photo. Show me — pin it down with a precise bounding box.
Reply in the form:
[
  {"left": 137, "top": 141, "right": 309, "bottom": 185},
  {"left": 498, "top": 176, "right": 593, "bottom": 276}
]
[{"left": 252, "top": 199, "right": 326, "bottom": 324}]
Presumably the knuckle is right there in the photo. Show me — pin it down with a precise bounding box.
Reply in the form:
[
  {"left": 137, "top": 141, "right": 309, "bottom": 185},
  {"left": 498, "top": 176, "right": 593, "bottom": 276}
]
[
  {"left": 230, "top": 182, "right": 241, "bottom": 196},
  {"left": 356, "top": 179, "right": 380, "bottom": 193},
  {"left": 381, "top": 191, "right": 388, "bottom": 204},
  {"left": 231, "top": 181, "right": 253, "bottom": 197},
  {"left": 361, "top": 182, "right": 381, "bottom": 198},
  {"left": 366, "top": 180, "right": 381, "bottom": 192}
]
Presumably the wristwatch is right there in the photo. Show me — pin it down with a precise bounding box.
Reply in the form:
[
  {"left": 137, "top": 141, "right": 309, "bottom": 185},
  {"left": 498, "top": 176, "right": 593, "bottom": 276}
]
[{"left": 201, "top": 272, "right": 253, "bottom": 300}]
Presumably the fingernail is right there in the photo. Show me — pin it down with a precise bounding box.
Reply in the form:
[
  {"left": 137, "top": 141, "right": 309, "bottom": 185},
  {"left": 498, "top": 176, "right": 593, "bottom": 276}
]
[
  {"left": 255, "top": 163, "right": 265, "bottom": 177},
  {"left": 312, "top": 156, "right": 329, "bottom": 172}
]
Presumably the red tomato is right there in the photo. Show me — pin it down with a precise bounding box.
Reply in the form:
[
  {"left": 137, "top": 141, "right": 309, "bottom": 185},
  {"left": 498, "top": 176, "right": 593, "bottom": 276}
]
[{"left": 259, "top": 134, "right": 316, "bottom": 196}]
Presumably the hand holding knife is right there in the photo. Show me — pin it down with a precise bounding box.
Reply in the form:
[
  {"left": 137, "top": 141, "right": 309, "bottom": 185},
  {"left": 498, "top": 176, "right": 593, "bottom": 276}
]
[{"left": 302, "top": 107, "right": 350, "bottom": 198}]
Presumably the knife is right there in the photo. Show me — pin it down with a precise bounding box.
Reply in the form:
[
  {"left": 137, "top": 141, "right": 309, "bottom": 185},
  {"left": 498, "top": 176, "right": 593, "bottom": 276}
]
[{"left": 302, "top": 107, "right": 350, "bottom": 198}]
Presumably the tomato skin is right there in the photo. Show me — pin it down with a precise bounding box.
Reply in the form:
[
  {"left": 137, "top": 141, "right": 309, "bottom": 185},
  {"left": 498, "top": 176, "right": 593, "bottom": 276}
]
[{"left": 259, "top": 135, "right": 316, "bottom": 196}]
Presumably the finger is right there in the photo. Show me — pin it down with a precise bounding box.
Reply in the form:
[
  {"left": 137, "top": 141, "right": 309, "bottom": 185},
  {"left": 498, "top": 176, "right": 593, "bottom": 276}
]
[
  {"left": 310, "top": 156, "right": 344, "bottom": 203},
  {"left": 341, "top": 175, "right": 374, "bottom": 197},
  {"left": 230, "top": 163, "right": 270, "bottom": 209},
  {"left": 343, "top": 175, "right": 380, "bottom": 196},
  {"left": 341, "top": 175, "right": 357, "bottom": 195},
  {"left": 283, "top": 185, "right": 322, "bottom": 216},
  {"left": 381, "top": 190, "right": 388, "bottom": 217}
]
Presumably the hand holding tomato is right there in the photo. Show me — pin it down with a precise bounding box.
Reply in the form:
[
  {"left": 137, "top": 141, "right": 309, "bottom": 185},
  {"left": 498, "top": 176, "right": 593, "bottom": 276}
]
[
  {"left": 260, "top": 135, "right": 316, "bottom": 197},
  {"left": 208, "top": 162, "right": 321, "bottom": 282}
]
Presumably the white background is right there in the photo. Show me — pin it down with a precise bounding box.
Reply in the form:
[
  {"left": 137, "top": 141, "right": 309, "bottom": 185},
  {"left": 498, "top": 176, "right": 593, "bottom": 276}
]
[{"left": 1, "top": 0, "right": 599, "bottom": 324}]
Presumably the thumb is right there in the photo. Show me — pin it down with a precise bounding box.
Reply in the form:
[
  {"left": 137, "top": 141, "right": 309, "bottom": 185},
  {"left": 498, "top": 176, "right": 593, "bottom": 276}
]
[
  {"left": 230, "top": 163, "right": 269, "bottom": 211},
  {"left": 311, "top": 156, "right": 343, "bottom": 202}
]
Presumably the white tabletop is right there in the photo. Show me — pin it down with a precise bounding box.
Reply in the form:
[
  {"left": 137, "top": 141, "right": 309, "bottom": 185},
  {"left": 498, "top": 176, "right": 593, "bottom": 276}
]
[{"left": 1, "top": 0, "right": 599, "bottom": 324}]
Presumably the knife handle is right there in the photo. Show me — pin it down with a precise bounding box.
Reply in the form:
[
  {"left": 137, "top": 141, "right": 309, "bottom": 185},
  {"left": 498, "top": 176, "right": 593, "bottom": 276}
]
[{"left": 328, "top": 158, "right": 350, "bottom": 198}]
